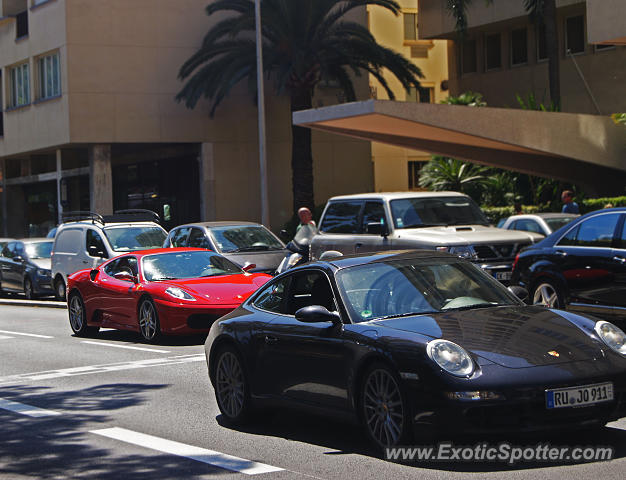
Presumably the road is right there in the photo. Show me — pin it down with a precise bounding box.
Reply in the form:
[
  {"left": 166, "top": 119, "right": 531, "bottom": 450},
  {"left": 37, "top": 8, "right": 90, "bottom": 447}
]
[{"left": 1, "top": 304, "right": 625, "bottom": 479}]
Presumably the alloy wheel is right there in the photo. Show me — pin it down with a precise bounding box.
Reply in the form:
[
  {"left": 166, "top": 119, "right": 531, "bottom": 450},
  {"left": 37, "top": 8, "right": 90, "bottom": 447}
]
[
  {"left": 139, "top": 300, "right": 157, "bottom": 340},
  {"left": 56, "top": 280, "right": 66, "bottom": 301},
  {"left": 69, "top": 295, "right": 84, "bottom": 332},
  {"left": 363, "top": 368, "right": 405, "bottom": 448},
  {"left": 215, "top": 351, "right": 245, "bottom": 419},
  {"left": 533, "top": 282, "right": 560, "bottom": 308}
]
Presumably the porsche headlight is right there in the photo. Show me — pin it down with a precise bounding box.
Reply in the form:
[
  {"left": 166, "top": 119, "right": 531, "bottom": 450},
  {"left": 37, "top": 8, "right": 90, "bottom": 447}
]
[
  {"left": 594, "top": 321, "right": 626, "bottom": 356},
  {"left": 427, "top": 339, "right": 475, "bottom": 377},
  {"left": 165, "top": 287, "right": 196, "bottom": 301}
]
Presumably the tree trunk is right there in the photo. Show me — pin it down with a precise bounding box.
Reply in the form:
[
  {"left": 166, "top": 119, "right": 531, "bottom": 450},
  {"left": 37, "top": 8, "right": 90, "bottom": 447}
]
[
  {"left": 544, "top": 0, "right": 561, "bottom": 110},
  {"left": 290, "top": 89, "right": 314, "bottom": 214}
]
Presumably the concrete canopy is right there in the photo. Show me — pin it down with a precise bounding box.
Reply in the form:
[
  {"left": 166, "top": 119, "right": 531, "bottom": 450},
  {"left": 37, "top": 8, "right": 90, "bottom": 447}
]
[{"left": 293, "top": 100, "right": 626, "bottom": 194}]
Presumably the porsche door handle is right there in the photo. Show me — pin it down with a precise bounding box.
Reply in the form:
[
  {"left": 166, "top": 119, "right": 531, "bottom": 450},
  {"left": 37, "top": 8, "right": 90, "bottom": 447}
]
[{"left": 264, "top": 335, "right": 278, "bottom": 345}]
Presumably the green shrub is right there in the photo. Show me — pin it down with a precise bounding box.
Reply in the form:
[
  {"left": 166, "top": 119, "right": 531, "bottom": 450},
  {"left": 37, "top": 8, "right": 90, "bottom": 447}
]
[{"left": 580, "top": 196, "right": 626, "bottom": 213}]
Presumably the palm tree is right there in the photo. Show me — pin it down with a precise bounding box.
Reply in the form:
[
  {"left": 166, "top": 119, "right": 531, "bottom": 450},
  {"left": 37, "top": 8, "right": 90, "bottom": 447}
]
[
  {"left": 177, "top": 0, "right": 423, "bottom": 213},
  {"left": 446, "top": 0, "right": 560, "bottom": 109},
  {"left": 418, "top": 156, "right": 490, "bottom": 197}
]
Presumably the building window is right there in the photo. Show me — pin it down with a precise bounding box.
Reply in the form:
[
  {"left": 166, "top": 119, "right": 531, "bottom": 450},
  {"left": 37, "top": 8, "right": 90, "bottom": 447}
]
[
  {"left": 485, "top": 33, "right": 502, "bottom": 70},
  {"left": 37, "top": 52, "right": 61, "bottom": 100},
  {"left": 537, "top": 24, "right": 548, "bottom": 61},
  {"left": 9, "top": 63, "right": 30, "bottom": 108},
  {"left": 403, "top": 13, "right": 418, "bottom": 41},
  {"left": 566, "top": 15, "right": 585, "bottom": 54},
  {"left": 406, "top": 86, "right": 433, "bottom": 103},
  {"left": 462, "top": 39, "right": 477, "bottom": 74},
  {"left": 408, "top": 161, "right": 424, "bottom": 190},
  {"left": 16, "top": 10, "right": 29, "bottom": 39},
  {"left": 511, "top": 28, "right": 528, "bottom": 65}
]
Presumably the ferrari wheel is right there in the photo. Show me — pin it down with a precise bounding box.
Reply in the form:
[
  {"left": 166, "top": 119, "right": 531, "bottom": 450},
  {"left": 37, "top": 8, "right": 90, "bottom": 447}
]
[
  {"left": 361, "top": 363, "right": 411, "bottom": 449},
  {"left": 68, "top": 292, "right": 98, "bottom": 337},
  {"left": 214, "top": 347, "right": 251, "bottom": 423},
  {"left": 138, "top": 298, "right": 161, "bottom": 342}
]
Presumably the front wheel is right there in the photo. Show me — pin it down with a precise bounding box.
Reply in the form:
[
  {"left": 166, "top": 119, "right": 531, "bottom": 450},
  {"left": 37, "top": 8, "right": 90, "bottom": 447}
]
[
  {"left": 138, "top": 298, "right": 161, "bottom": 342},
  {"left": 531, "top": 279, "right": 564, "bottom": 308},
  {"left": 54, "top": 277, "right": 66, "bottom": 301},
  {"left": 214, "top": 346, "right": 252, "bottom": 423},
  {"left": 360, "top": 363, "right": 412, "bottom": 449},
  {"left": 68, "top": 292, "right": 98, "bottom": 337}
]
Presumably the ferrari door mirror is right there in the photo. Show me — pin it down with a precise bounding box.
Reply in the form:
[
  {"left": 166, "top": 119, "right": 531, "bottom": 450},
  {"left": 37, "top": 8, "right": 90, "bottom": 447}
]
[
  {"left": 295, "top": 305, "right": 342, "bottom": 326},
  {"left": 90, "top": 269, "right": 99, "bottom": 281}
]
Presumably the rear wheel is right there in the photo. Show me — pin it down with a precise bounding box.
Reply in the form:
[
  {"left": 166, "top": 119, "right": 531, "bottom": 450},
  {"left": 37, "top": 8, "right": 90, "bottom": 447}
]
[
  {"left": 531, "top": 279, "right": 564, "bottom": 308},
  {"left": 214, "top": 346, "right": 251, "bottom": 423},
  {"left": 138, "top": 298, "right": 161, "bottom": 342},
  {"left": 68, "top": 292, "right": 98, "bottom": 337},
  {"left": 54, "top": 277, "right": 66, "bottom": 301}
]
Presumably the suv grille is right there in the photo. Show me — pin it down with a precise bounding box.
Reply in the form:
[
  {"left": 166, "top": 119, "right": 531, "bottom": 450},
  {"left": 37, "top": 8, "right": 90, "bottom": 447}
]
[{"left": 473, "top": 243, "right": 523, "bottom": 260}]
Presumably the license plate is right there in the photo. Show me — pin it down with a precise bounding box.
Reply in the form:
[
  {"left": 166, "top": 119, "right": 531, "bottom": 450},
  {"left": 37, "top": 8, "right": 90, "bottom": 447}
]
[
  {"left": 546, "top": 382, "right": 613, "bottom": 409},
  {"left": 495, "top": 271, "right": 512, "bottom": 281}
]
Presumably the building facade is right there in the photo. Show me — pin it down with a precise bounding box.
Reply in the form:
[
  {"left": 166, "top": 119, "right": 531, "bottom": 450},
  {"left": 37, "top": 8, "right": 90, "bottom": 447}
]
[
  {"left": 367, "top": 0, "right": 449, "bottom": 192},
  {"left": 418, "top": 0, "right": 626, "bottom": 114},
  {"left": 0, "top": 0, "right": 373, "bottom": 237}
]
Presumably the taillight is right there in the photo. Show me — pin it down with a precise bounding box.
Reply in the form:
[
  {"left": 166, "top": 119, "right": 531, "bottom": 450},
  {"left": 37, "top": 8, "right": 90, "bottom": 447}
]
[{"left": 512, "top": 253, "right": 520, "bottom": 271}]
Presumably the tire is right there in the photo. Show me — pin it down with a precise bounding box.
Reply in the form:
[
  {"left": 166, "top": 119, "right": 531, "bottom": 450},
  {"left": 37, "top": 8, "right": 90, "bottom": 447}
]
[
  {"left": 360, "top": 363, "right": 412, "bottom": 450},
  {"left": 24, "top": 277, "right": 34, "bottom": 300},
  {"left": 531, "top": 278, "right": 564, "bottom": 309},
  {"left": 54, "top": 277, "right": 66, "bottom": 301},
  {"left": 138, "top": 298, "right": 161, "bottom": 342},
  {"left": 68, "top": 292, "right": 99, "bottom": 337},
  {"left": 213, "top": 346, "right": 252, "bottom": 424}
]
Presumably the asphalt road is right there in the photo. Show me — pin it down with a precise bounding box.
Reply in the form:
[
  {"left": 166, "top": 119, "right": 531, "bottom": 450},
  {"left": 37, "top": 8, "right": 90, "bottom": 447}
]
[{"left": 1, "top": 304, "right": 625, "bottom": 479}]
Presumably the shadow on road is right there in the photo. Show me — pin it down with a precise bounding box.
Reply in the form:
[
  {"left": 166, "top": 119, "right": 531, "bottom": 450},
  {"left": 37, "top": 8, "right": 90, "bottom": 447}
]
[
  {"left": 0, "top": 383, "right": 227, "bottom": 478},
  {"left": 217, "top": 408, "right": 626, "bottom": 472},
  {"left": 77, "top": 329, "right": 208, "bottom": 347}
]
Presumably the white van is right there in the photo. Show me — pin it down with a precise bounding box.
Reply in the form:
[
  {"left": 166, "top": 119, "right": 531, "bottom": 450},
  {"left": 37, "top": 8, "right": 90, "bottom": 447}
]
[{"left": 51, "top": 211, "right": 167, "bottom": 300}]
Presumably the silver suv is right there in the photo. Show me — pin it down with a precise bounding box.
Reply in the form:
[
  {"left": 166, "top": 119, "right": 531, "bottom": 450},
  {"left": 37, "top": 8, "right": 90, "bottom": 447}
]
[
  {"left": 51, "top": 211, "right": 167, "bottom": 300},
  {"left": 310, "top": 192, "right": 542, "bottom": 283}
]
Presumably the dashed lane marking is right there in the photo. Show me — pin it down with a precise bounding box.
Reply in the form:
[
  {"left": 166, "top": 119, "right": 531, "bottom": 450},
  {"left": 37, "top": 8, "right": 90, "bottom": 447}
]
[
  {"left": 0, "top": 335, "right": 13, "bottom": 339},
  {"left": 0, "top": 354, "right": 205, "bottom": 385},
  {"left": 81, "top": 341, "right": 170, "bottom": 353},
  {"left": 91, "top": 427, "right": 284, "bottom": 475},
  {"left": 0, "top": 397, "right": 61, "bottom": 417},
  {"left": 0, "top": 329, "right": 53, "bottom": 339}
]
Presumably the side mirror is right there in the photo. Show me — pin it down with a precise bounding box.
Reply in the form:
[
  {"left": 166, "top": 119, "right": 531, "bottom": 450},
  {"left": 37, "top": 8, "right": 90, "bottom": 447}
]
[
  {"left": 295, "top": 305, "right": 342, "bottom": 327},
  {"left": 508, "top": 286, "right": 529, "bottom": 303},
  {"left": 13, "top": 255, "right": 25, "bottom": 263},
  {"left": 88, "top": 245, "right": 107, "bottom": 258},
  {"left": 114, "top": 271, "right": 137, "bottom": 283},
  {"left": 90, "top": 269, "right": 99, "bottom": 281},
  {"left": 366, "top": 221, "right": 388, "bottom": 237},
  {"left": 242, "top": 263, "right": 257, "bottom": 272},
  {"left": 279, "top": 229, "right": 290, "bottom": 241}
]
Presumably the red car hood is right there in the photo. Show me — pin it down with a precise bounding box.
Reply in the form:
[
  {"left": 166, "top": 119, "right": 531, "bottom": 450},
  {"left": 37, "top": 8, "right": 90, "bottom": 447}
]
[{"left": 158, "top": 273, "right": 270, "bottom": 305}]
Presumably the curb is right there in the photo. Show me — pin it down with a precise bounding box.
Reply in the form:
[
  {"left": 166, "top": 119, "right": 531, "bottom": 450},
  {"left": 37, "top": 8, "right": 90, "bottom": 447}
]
[{"left": 0, "top": 298, "right": 67, "bottom": 309}]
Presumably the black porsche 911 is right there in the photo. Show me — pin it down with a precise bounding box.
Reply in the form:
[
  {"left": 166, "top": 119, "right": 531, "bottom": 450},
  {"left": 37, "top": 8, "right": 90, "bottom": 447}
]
[{"left": 204, "top": 250, "right": 626, "bottom": 449}]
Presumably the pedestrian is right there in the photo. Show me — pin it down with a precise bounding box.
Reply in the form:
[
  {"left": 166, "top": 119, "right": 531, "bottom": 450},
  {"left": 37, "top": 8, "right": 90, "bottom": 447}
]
[
  {"left": 561, "top": 190, "right": 579, "bottom": 214},
  {"left": 514, "top": 202, "right": 523, "bottom": 215},
  {"left": 296, "top": 207, "right": 316, "bottom": 233},
  {"left": 604, "top": 203, "right": 614, "bottom": 209}
]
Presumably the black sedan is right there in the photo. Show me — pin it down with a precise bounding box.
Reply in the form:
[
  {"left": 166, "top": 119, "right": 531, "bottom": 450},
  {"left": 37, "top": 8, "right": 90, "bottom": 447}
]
[
  {"left": 511, "top": 207, "right": 626, "bottom": 326},
  {"left": 204, "top": 250, "right": 626, "bottom": 449},
  {"left": 0, "top": 238, "right": 54, "bottom": 299}
]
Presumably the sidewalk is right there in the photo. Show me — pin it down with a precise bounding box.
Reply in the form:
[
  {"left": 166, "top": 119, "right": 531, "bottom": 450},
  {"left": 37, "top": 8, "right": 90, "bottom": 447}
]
[{"left": 0, "top": 297, "right": 67, "bottom": 309}]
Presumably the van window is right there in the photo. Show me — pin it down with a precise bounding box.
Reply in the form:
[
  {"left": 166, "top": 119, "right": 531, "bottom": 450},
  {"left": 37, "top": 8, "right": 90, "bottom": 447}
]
[
  {"left": 320, "top": 201, "right": 362, "bottom": 234},
  {"left": 86, "top": 230, "right": 108, "bottom": 257},
  {"left": 54, "top": 229, "right": 83, "bottom": 253}
]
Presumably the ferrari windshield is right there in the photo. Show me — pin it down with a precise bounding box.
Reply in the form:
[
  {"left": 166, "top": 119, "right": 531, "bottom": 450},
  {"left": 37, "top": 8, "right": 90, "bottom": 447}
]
[
  {"left": 104, "top": 226, "right": 167, "bottom": 252},
  {"left": 209, "top": 225, "right": 284, "bottom": 253},
  {"left": 390, "top": 196, "right": 489, "bottom": 228},
  {"left": 142, "top": 251, "right": 242, "bottom": 281},
  {"left": 336, "top": 257, "right": 517, "bottom": 323}
]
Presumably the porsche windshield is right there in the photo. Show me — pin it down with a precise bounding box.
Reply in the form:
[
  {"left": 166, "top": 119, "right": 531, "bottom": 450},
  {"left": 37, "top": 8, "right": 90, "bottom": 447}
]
[
  {"left": 336, "top": 257, "right": 517, "bottom": 323},
  {"left": 142, "top": 251, "right": 242, "bottom": 281},
  {"left": 104, "top": 226, "right": 167, "bottom": 252},
  {"left": 390, "top": 196, "right": 489, "bottom": 228}
]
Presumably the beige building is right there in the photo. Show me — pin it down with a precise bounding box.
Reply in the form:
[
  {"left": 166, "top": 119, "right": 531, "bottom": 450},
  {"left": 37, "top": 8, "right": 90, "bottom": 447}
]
[
  {"left": 0, "top": 0, "right": 373, "bottom": 237},
  {"left": 367, "top": 0, "right": 449, "bottom": 192},
  {"left": 418, "top": 0, "right": 626, "bottom": 114}
]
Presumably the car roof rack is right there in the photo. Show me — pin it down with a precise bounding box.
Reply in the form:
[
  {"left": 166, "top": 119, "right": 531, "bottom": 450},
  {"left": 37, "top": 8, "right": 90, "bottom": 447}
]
[
  {"left": 102, "top": 209, "right": 161, "bottom": 224},
  {"left": 61, "top": 211, "right": 105, "bottom": 225}
]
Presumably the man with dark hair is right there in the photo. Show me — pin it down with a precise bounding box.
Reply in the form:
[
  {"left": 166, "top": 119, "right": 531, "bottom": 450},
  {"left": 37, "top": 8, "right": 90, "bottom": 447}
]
[{"left": 561, "top": 190, "right": 579, "bottom": 214}]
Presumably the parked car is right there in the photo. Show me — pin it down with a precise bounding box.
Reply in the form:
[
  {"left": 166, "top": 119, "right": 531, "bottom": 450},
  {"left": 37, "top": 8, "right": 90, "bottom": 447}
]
[
  {"left": 499, "top": 213, "right": 579, "bottom": 237},
  {"left": 205, "top": 250, "right": 626, "bottom": 449},
  {"left": 511, "top": 207, "right": 626, "bottom": 326},
  {"left": 0, "top": 238, "right": 54, "bottom": 299},
  {"left": 164, "top": 222, "right": 288, "bottom": 274},
  {"left": 67, "top": 248, "right": 271, "bottom": 341},
  {"left": 52, "top": 210, "right": 167, "bottom": 301},
  {"left": 310, "top": 192, "right": 543, "bottom": 284},
  {"left": 0, "top": 238, "right": 15, "bottom": 250}
]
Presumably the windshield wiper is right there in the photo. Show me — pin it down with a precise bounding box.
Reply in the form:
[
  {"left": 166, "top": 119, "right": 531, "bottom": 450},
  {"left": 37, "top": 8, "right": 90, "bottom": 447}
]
[
  {"left": 151, "top": 276, "right": 178, "bottom": 281},
  {"left": 441, "top": 303, "right": 508, "bottom": 312},
  {"left": 376, "top": 310, "right": 437, "bottom": 320},
  {"left": 230, "top": 246, "right": 271, "bottom": 252}
]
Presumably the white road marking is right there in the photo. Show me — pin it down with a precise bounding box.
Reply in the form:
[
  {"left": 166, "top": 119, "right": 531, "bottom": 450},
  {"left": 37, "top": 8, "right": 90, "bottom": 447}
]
[
  {"left": 0, "top": 329, "right": 53, "bottom": 339},
  {"left": 0, "top": 335, "right": 13, "bottom": 340},
  {"left": 81, "top": 341, "right": 170, "bottom": 353},
  {"left": 0, "top": 397, "right": 61, "bottom": 417},
  {"left": 91, "top": 427, "right": 283, "bottom": 475},
  {"left": 0, "top": 354, "right": 205, "bottom": 385}
]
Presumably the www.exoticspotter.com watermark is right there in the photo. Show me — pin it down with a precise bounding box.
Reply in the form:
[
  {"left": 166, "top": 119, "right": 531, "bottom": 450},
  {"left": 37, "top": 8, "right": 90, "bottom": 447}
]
[{"left": 385, "top": 442, "right": 614, "bottom": 464}]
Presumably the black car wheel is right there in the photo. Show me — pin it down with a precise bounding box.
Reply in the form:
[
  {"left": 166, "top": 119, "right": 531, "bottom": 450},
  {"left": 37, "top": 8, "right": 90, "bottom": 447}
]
[
  {"left": 24, "top": 278, "right": 34, "bottom": 300},
  {"left": 214, "top": 346, "right": 251, "bottom": 423},
  {"left": 138, "top": 298, "right": 161, "bottom": 342},
  {"left": 361, "top": 363, "right": 411, "bottom": 449},
  {"left": 531, "top": 279, "right": 564, "bottom": 308},
  {"left": 55, "top": 277, "right": 66, "bottom": 301},
  {"left": 68, "top": 292, "right": 98, "bottom": 337}
]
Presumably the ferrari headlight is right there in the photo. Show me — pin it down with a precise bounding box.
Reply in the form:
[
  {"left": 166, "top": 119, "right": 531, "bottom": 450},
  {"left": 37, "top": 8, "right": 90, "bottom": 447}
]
[
  {"left": 427, "top": 339, "right": 475, "bottom": 377},
  {"left": 594, "top": 321, "right": 626, "bottom": 356},
  {"left": 165, "top": 287, "right": 196, "bottom": 301}
]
